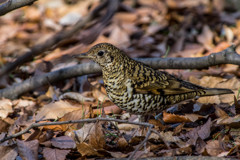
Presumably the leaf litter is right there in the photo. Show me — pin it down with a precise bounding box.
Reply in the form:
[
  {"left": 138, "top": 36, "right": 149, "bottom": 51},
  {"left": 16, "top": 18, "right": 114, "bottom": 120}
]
[{"left": 0, "top": 0, "right": 240, "bottom": 159}]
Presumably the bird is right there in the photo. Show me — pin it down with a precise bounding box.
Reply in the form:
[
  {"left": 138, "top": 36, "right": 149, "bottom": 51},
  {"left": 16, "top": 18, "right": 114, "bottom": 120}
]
[{"left": 74, "top": 43, "right": 233, "bottom": 115}]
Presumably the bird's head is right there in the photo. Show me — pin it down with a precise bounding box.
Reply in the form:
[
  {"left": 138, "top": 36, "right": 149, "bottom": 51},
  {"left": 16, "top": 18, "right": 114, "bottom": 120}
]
[{"left": 74, "top": 43, "right": 123, "bottom": 67}]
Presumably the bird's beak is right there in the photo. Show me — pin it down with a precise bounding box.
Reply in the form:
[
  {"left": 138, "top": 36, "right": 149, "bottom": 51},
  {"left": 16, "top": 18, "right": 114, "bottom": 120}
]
[{"left": 73, "top": 53, "right": 92, "bottom": 60}]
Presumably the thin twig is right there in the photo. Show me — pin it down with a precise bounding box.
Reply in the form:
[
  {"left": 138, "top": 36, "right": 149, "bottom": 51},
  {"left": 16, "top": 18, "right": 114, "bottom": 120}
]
[
  {"left": 128, "top": 125, "right": 154, "bottom": 160},
  {"left": 0, "top": 0, "right": 38, "bottom": 16},
  {"left": 0, "top": 45, "right": 239, "bottom": 99},
  {"left": 0, "top": 117, "right": 152, "bottom": 143},
  {"left": 151, "top": 129, "right": 171, "bottom": 149}
]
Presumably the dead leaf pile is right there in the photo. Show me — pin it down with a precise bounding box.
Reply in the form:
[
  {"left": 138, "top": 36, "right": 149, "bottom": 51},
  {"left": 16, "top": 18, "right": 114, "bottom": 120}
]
[{"left": 0, "top": 0, "right": 240, "bottom": 159}]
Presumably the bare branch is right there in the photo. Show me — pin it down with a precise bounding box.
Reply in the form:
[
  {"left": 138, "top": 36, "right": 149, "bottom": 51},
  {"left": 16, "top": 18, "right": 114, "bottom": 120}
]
[
  {"left": 0, "top": 0, "right": 38, "bottom": 16},
  {"left": 0, "top": 117, "right": 153, "bottom": 143},
  {"left": 0, "top": 45, "right": 239, "bottom": 99},
  {"left": 141, "top": 45, "right": 240, "bottom": 69},
  {"left": 128, "top": 125, "right": 153, "bottom": 160},
  {"left": 0, "top": 117, "right": 153, "bottom": 158}
]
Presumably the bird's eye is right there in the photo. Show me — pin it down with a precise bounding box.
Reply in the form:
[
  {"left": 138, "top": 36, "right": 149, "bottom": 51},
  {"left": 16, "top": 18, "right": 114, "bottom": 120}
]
[{"left": 97, "top": 50, "right": 104, "bottom": 56}]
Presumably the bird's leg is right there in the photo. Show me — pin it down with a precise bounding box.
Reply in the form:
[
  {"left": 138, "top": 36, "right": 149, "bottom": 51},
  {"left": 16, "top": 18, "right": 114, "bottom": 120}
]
[
  {"left": 154, "top": 112, "right": 166, "bottom": 125},
  {"left": 154, "top": 112, "right": 162, "bottom": 120}
]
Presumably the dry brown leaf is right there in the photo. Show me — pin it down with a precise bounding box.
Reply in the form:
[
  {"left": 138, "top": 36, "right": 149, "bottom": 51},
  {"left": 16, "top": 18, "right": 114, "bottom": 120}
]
[
  {"left": 234, "top": 96, "right": 240, "bottom": 114},
  {"left": 0, "top": 99, "right": 13, "bottom": 119},
  {"left": 157, "top": 131, "right": 187, "bottom": 148},
  {"left": 0, "top": 24, "right": 19, "bottom": 45},
  {"left": 195, "top": 138, "right": 207, "bottom": 154},
  {"left": 36, "top": 100, "right": 82, "bottom": 121},
  {"left": 93, "top": 105, "right": 122, "bottom": 115},
  {"left": 60, "top": 108, "right": 90, "bottom": 121},
  {"left": 17, "top": 139, "right": 39, "bottom": 160},
  {"left": 23, "top": 7, "right": 42, "bottom": 22},
  {"left": 173, "top": 123, "right": 184, "bottom": 135},
  {"left": 114, "top": 12, "right": 137, "bottom": 23},
  {"left": 223, "top": 64, "right": 239, "bottom": 73},
  {"left": 51, "top": 136, "right": 76, "bottom": 149},
  {"left": 163, "top": 112, "right": 205, "bottom": 123},
  {"left": 59, "top": 92, "right": 95, "bottom": 102},
  {"left": 197, "top": 25, "right": 214, "bottom": 50},
  {"left": 117, "top": 123, "right": 139, "bottom": 131},
  {"left": 163, "top": 112, "right": 190, "bottom": 123},
  {"left": 184, "top": 114, "right": 207, "bottom": 122},
  {"left": 89, "top": 122, "right": 106, "bottom": 149},
  {"left": 166, "top": 0, "right": 209, "bottom": 9},
  {"left": 109, "top": 25, "right": 130, "bottom": 48},
  {"left": 76, "top": 142, "right": 104, "bottom": 157},
  {"left": 197, "top": 118, "right": 212, "bottom": 140},
  {"left": 117, "top": 137, "right": 128, "bottom": 151},
  {"left": 12, "top": 99, "right": 36, "bottom": 109},
  {"left": 41, "top": 122, "right": 64, "bottom": 131},
  {"left": 109, "top": 151, "right": 128, "bottom": 158},
  {"left": 171, "top": 43, "right": 204, "bottom": 57},
  {"left": 129, "top": 147, "right": 153, "bottom": 159},
  {"left": 214, "top": 106, "right": 229, "bottom": 118},
  {"left": 72, "top": 123, "right": 95, "bottom": 143},
  {"left": 206, "top": 140, "right": 222, "bottom": 156},
  {"left": 92, "top": 87, "right": 110, "bottom": 102},
  {"left": 149, "top": 119, "right": 166, "bottom": 130},
  {"left": 0, "top": 119, "right": 10, "bottom": 132},
  {"left": 38, "top": 130, "right": 54, "bottom": 143},
  {"left": 42, "top": 148, "right": 70, "bottom": 160},
  {"left": 216, "top": 114, "right": 240, "bottom": 128},
  {"left": 0, "top": 146, "right": 18, "bottom": 160},
  {"left": 189, "top": 76, "right": 238, "bottom": 104},
  {"left": 45, "top": 86, "right": 58, "bottom": 99},
  {"left": 223, "top": 25, "right": 234, "bottom": 43}
]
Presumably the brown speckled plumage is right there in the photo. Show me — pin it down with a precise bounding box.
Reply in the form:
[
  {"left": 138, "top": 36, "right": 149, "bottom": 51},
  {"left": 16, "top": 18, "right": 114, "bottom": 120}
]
[{"left": 75, "top": 43, "right": 233, "bottom": 114}]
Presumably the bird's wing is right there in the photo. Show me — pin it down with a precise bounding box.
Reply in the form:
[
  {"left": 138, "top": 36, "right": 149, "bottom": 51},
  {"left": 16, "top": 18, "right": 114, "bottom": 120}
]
[{"left": 131, "top": 68, "right": 203, "bottom": 95}]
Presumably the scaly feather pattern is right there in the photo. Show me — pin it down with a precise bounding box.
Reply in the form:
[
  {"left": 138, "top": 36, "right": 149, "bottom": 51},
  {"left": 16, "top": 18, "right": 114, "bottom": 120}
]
[{"left": 75, "top": 43, "right": 233, "bottom": 114}]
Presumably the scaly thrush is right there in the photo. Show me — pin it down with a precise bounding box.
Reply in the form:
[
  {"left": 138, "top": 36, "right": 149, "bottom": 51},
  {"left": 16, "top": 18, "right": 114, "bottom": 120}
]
[{"left": 75, "top": 43, "right": 233, "bottom": 114}]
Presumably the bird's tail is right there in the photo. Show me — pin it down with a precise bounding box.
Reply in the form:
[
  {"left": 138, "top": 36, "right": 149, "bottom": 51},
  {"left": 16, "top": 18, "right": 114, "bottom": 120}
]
[{"left": 203, "top": 88, "right": 233, "bottom": 96}]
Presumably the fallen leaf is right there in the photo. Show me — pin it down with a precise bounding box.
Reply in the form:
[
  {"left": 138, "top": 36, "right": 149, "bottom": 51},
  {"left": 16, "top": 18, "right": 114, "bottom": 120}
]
[
  {"left": 92, "top": 87, "right": 110, "bottom": 102},
  {"left": 59, "top": 92, "right": 95, "bottom": 102},
  {"left": 185, "top": 119, "right": 212, "bottom": 145},
  {"left": 36, "top": 100, "right": 82, "bottom": 121},
  {"left": 214, "top": 106, "right": 229, "bottom": 118},
  {"left": 109, "top": 151, "right": 128, "bottom": 158},
  {"left": 197, "top": 25, "right": 214, "bottom": 50},
  {"left": 93, "top": 105, "right": 122, "bottom": 115},
  {"left": 17, "top": 139, "right": 39, "bottom": 160},
  {"left": 163, "top": 112, "right": 190, "bottom": 123},
  {"left": 109, "top": 25, "right": 130, "bottom": 48},
  {"left": 43, "top": 148, "right": 70, "bottom": 160},
  {"left": 0, "top": 119, "right": 10, "bottom": 132},
  {"left": 76, "top": 142, "right": 104, "bottom": 157},
  {"left": 117, "top": 123, "right": 139, "bottom": 131},
  {"left": 197, "top": 118, "right": 212, "bottom": 140},
  {"left": 216, "top": 114, "right": 240, "bottom": 128},
  {"left": 166, "top": 0, "right": 209, "bottom": 9},
  {"left": 163, "top": 112, "right": 206, "bottom": 123},
  {"left": 0, "top": 99, "right": 13, "bottom": 119},
  {"left": 89, "top": 122, "right": 106, "bottom": 149},
  {"left": 0, "top": 146, "right": 18, "bottom": 160},
  {"left": 189, "top": 76, "right": 238, "bottom": 104},
  {"left": 51, "top": 136, "right": 76, "bottom": 149},
  {"left": 117, "top": 137, "right": 128, "bottom": 151},
  {"left": 72, "top": 123, "right": 95, "bottom": 143},
  {"left": 157, "top": 131, "right": 187, "bottom": 148},
  {"left": 206, "top": 140, "right": 222, "bottom": 156}
]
